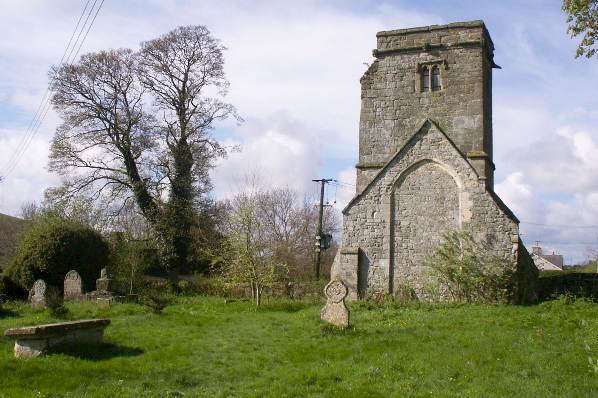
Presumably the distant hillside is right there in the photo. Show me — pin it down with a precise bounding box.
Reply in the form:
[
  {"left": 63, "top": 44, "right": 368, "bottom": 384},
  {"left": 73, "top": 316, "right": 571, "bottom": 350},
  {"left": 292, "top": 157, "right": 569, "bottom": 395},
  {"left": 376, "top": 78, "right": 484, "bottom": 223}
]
[{"left": 0, "top": 213, "right": 26, "bottom": 270}]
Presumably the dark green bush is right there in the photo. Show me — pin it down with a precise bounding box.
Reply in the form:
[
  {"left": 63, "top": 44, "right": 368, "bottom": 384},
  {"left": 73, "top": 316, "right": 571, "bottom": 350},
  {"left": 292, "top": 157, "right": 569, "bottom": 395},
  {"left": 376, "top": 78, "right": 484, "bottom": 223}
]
[
  {"left": 0, "top": 274, "right": 24, "bottom": 299},
  {"left": 4, "top": 218, "right": 110, "bottom": 292},
  {"left": 538, "top": 273, "right": 598, "bottom": 301},
  {"left": 139, "top": 282, "right": 173, "bottom": 314}
]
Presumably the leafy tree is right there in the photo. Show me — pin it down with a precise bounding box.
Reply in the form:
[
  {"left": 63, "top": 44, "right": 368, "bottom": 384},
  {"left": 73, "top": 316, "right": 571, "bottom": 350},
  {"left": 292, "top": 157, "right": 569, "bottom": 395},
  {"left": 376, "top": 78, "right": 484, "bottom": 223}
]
[
  {"left": 4, "top": 217, "right": 110, "bottom": 293},
  {"left": 110, "top": 235, "right": 158, "bottom": 295},
  {"left": 47, "top": 25, "right": 238, "bottom": 273},
  {"left": 563, "top": 0, "right": 598, "bottom": 58}
]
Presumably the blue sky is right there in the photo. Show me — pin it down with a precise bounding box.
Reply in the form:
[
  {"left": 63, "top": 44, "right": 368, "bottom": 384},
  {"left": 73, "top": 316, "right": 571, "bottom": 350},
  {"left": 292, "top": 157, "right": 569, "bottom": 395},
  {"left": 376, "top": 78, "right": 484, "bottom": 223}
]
[{"left": 1, "top": 0, "right": 597, "bottom": 264}]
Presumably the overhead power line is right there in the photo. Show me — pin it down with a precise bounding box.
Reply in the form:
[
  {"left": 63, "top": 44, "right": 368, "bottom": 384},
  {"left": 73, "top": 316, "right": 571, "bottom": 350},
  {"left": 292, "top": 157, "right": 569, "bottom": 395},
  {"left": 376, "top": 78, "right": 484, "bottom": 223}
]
[
  {"left": 520, "top": 221, "right": 598, "bottom": 229},
  {"left": 0, "top": 0, "right": 105, "bottom": 180},
  {"left": 1, "top": 0, "right": 94, "bottom": 177},
  {"left": 332, "top": 179, "right": 355, "bottom": 187}
]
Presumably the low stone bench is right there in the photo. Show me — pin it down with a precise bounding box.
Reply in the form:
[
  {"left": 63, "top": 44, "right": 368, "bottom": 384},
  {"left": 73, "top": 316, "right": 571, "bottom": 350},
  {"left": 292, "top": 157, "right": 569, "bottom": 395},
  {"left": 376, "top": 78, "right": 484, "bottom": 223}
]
[{"left": 4, "top": 319, "right": 110, "bottom": 358}]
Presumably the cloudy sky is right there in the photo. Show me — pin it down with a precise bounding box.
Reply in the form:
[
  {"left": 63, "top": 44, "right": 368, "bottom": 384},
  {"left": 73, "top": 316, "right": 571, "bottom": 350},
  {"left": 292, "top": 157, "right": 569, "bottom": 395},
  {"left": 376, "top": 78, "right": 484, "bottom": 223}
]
[{"left": 1, "top": 0, "right": 597, "bottom": 264}]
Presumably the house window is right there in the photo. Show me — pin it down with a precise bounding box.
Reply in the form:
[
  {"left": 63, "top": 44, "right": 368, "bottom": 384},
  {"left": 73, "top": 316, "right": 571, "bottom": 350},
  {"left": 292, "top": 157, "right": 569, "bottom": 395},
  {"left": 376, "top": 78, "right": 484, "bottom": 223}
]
[
  {"left": 431, "top": 65, "right": 441, "bottom": 91},
  {"left": 421, "top": 66, "right": 430, "bottom": 92}
]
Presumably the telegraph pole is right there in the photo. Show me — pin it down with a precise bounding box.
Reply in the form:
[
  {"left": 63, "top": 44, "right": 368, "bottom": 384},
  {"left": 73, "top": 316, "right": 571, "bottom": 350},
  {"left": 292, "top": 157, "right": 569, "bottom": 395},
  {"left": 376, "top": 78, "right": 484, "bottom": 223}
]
[{"left": 313, "top": 178, "right": 332, "bottom": 279}]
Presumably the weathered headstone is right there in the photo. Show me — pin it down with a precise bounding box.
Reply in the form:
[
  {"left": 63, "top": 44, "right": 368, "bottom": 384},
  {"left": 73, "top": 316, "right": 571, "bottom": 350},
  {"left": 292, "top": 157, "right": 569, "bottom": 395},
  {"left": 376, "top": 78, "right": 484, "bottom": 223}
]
[
  {"left": 321, "top": 280, "right": 350, "bottom": 328},
  {"left": 95, "top": 268, "right": 113, "bottom": 292},
  {"left": 28, "top": 279, "right": 47, "bottom": 309},
  {"left": 91, "top": 267, "right": 124, "bottom": 304},
  {"left": 64, "top": 270, "right": 83, "bottom": 300}
]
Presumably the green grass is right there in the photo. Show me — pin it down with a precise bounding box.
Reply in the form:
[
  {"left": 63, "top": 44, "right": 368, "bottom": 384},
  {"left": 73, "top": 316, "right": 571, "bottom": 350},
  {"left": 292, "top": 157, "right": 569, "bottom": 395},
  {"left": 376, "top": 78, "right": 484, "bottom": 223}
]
[{"left": 0, "top": 296, "right": 597, "bottom": 397}]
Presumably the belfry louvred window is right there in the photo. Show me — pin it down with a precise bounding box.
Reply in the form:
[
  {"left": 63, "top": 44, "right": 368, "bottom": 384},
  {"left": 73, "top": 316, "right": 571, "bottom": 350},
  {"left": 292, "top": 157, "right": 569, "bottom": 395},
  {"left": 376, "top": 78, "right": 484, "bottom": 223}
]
[
  {"left": 420, "top": 63, "right": 442, "bottom": 92},
  {"left": 421, "top": 66, "right": 430, "bottom": 92},
  {"left": 431, "top": 65, "right": 441, "bottom": 91}
]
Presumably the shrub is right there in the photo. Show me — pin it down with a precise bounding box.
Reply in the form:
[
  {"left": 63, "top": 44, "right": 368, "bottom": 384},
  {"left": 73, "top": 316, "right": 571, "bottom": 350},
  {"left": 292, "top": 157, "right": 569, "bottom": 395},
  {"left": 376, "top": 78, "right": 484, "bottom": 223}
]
[
  {"left": 538, "top": 273, "right": 598, "bottom": 302},
  {"left": 192, "top": 275, "right": 227, "bottom": 296},
  {"left": 140, "top": 284, "right": 173, "bottom": 314},
  {"left": 425, "top": 231, "right": 513, "bottom": 304},
  {"left": 4, "top": 218, "right": 110, "bottom": 293},
  {"left": 0, "top": 274, "right": 24, "bottom": 300},
  {"left": 45, "top": 286, "right": 68, "bottom": 318},
  {"left": 111, "top": 238, "right": 159, "bottom": 295}
]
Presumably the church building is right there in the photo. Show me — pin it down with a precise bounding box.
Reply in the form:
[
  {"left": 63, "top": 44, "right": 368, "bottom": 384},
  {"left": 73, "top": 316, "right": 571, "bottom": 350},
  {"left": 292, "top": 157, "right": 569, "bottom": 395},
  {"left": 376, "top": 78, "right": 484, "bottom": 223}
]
[{"left": 332, "top": 21, "right": 537, "bottom": 302}]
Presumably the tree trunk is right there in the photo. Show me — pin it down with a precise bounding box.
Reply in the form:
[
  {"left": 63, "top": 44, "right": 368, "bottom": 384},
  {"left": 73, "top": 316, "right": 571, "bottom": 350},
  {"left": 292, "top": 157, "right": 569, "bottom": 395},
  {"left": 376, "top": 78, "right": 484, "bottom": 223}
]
[
  {"left": 256, "top": 285, "right": 261, "bottom": 307},
  {"left": 163, "top": 139, "right": 195, "bottom": 272}
]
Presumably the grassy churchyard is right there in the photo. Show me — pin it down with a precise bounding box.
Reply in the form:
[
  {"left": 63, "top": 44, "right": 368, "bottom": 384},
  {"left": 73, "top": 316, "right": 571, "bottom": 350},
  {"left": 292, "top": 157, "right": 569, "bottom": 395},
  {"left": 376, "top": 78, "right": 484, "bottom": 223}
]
[{"left": 1, "top": 296, "right": 597, "bottom": 397}]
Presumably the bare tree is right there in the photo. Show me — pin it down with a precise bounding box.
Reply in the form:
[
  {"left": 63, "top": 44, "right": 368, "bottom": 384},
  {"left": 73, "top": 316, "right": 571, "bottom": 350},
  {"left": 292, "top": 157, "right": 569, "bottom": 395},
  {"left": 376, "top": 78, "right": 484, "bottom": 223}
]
[
  {"left": 47, "top": 26, "right": 238, "bottom": 272},
  {"left": 256, "top": 187, "right": 339, "bottom": 280},
  {"left": 218, "top": 185, "right": 340, "bottom": 301},
  {"left": 20, "top": 201, "right": 42, "bottom": 221},
  {"left": 221, "top": 190, "right": 284, "bottom": 306}
]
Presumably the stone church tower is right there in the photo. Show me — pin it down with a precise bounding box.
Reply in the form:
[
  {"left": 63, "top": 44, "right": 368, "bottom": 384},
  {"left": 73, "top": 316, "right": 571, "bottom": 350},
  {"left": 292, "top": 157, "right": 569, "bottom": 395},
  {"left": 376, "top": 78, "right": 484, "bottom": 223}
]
[{"left": 332, "top": 21, "right": 536, "bottom": 302}]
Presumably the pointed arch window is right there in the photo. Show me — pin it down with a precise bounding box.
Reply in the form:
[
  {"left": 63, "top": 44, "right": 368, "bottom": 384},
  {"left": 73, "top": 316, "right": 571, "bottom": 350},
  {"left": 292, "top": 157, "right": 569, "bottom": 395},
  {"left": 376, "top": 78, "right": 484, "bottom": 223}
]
[{"left": 431, "top": 65, "right": 441, "bottom": 91}]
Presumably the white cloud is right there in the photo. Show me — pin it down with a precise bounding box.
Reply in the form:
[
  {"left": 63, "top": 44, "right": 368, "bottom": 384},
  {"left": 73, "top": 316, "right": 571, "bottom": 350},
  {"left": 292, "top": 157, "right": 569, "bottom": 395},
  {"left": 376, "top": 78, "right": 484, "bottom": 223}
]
[
  {"left": 495, "top": 172, "right": 534, "bottom": 220},
  {"left": 495, "top": 124, "right": 598, "bottom": 263},
  {"left": 210, "top": 112, "right": 322, "bottom": 199},
  {"left": 0, "top": 0, "right": 440, "bottom": 216},
  {"left": 0, "top": 130, "right": 58, "bottom": 214}
]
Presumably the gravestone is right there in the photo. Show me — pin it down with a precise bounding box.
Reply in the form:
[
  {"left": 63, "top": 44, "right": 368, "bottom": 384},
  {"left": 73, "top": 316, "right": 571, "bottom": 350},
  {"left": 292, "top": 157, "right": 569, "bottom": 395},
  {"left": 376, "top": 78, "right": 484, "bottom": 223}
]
[
  {"left": 29, "top": 279, "right": 47, "bottom": 309},
  {"left": 96, "top": 268, "right": 113, "bottom": 292},
  {"left": 64, "top": 270, "right": 83, "bottom": 300},
  {"left": 92, "top": 267, "right": 123, "bottom": 304},
  {"left": 321, "top": 280, "right": 350, "bottom": 328}
]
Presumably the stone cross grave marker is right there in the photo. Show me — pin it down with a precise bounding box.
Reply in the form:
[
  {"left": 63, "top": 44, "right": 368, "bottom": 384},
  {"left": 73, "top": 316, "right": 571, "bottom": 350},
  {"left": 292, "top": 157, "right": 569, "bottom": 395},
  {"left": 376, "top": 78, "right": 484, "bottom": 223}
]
[
  {"left": 321, "top": 279, "right": 350, "bottom": 328},
  {"left": 29, "top": 279, "right": 47, "bottom": 309},
  {"left": 64, "top": 270, "right": 83, "bottom": 300}
]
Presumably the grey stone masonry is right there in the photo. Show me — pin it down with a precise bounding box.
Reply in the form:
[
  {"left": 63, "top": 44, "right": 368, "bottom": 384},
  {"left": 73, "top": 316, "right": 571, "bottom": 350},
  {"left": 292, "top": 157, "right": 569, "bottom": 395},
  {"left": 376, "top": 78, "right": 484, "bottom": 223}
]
[
  {"left": 357, "top": 20, "right": 496, "bottom": 192},
  {"left": 332, "top": 21, "right": 537, "bottom": 303},
  {"left": 4, "top": 319, "right": 110, "bottom": 358}
]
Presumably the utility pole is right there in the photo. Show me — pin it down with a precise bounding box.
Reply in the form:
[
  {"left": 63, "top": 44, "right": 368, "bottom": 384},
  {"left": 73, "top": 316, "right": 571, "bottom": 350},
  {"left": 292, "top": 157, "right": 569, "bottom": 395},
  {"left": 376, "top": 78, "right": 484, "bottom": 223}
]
[{"left": 313, "top": 178, "right": 332, "bottom": 279}]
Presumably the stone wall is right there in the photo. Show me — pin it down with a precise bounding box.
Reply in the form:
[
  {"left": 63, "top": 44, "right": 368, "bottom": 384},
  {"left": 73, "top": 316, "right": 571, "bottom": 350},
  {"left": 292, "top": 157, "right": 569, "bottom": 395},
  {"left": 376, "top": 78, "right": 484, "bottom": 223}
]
[
  {"left": 393, "top": 160, "right": 460, "bottom": 295},
  {"left": 337, "top": 121, "right": 521, "bottom": 299}
]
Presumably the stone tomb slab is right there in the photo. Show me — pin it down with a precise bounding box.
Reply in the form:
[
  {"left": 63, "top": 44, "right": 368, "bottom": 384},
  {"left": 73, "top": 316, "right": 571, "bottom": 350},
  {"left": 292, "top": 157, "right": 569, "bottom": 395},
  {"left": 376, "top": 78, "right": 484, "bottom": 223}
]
[{"left": 4, "top": 319, "right": 110, "bottom": 358}]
